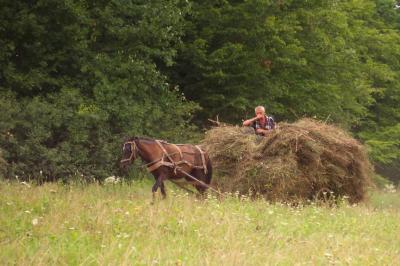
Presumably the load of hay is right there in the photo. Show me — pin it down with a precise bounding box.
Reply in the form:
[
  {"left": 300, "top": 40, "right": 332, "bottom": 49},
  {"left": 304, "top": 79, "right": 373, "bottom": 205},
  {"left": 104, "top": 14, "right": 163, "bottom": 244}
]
[{"left": 202, "top": 118, "right": 373, "bottom": 203}]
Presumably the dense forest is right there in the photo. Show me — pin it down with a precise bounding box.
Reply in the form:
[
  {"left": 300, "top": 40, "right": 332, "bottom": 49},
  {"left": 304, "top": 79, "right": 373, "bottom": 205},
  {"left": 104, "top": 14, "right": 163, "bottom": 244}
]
[{"left": 0, "top": 0, "right": 399, "bottom": 183}]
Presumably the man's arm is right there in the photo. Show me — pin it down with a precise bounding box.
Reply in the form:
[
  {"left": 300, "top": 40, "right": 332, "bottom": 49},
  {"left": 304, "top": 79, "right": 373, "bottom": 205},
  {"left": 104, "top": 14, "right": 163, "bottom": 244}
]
[{"left": 243, "top": 115, "right": 262, "bottom": 126}]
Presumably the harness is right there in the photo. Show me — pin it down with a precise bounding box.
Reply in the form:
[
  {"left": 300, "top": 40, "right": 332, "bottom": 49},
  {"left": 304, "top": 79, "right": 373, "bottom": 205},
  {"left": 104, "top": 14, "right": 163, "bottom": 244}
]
[
  {"left": 121, "top": 139, "right": 223, "bottom": 196},
  {"left": 122, "top": 139, "right": 208, "bottom": 175},
  {"left": 147, "top": 140, "right": 208, "bottom": 175}
]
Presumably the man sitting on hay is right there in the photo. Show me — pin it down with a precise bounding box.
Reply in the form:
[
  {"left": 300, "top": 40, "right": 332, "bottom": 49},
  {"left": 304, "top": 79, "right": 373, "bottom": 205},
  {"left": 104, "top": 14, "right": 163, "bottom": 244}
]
[{"left": 242, "top": 105, "right": 275, "bottom": 136}]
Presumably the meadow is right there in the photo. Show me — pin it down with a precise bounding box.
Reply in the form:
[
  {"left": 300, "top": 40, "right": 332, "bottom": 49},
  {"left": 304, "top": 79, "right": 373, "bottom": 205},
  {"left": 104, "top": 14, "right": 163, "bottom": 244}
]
[{"left": 1, "top": 179, "right": 399, "bottom": 265}]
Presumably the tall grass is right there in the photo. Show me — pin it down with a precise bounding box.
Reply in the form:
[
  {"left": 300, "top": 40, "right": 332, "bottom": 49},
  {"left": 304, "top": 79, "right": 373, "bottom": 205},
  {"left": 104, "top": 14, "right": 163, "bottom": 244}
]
[{"left": 1, "top": 179, "right": 399, "bottom": 265}]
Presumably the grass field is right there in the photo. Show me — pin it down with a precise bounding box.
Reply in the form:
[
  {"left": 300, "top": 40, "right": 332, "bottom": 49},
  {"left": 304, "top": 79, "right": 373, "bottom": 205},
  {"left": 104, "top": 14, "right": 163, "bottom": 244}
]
[{"left": 1, "top": 179, "right": 400, "bottom": 265}]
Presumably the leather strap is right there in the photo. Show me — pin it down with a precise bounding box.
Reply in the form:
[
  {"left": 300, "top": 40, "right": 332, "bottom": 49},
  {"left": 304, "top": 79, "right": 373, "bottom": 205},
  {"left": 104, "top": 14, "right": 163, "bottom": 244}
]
[
  {"left": 147, "top": 160, "right": 174, "bottom": 172},
  {"left": 195, "top": 145, "right": 207, "bottom": 175},
  {"left": 146, "top": 140, "right": 207, "bottom": 175},
  {"left": 171, "top": 144, "right": 183, "bottom": 160}
]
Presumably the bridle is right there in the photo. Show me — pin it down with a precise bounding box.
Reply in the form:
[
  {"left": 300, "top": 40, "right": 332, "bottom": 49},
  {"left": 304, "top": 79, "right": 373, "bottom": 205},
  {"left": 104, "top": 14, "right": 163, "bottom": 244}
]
[{"left": 120, "top": 140, "right": 139, "bottom": 164}]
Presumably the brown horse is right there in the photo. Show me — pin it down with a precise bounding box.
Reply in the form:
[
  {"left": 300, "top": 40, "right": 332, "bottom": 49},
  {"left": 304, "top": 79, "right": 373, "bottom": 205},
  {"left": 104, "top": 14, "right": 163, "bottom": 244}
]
[{"left": 120, "top": 137, "right": 212, "bottom": 199}]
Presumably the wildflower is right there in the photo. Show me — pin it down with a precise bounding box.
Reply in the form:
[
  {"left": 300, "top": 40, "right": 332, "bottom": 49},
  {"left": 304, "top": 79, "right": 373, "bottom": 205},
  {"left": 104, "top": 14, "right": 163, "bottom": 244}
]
[
  {"left": 105, "top": 176, "right": 121, "bottom": 184},
  {"left": 21, "top": 181, "right": 31, "bottom": 188},
  {"left": 384, "top": 184, "right": 397, "bottom": 193}
]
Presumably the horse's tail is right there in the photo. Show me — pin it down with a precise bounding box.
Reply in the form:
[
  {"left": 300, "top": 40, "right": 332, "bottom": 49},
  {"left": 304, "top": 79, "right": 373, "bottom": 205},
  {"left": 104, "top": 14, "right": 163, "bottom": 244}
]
[{"left": 205, "top": 155, "right": 212, "bottom": 185}]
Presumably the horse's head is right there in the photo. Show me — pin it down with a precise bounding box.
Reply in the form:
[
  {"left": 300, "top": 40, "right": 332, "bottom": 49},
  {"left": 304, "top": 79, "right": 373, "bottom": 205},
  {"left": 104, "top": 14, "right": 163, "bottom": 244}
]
[{"left": 120, "top": 137, "right": 139, "bottom": 168}]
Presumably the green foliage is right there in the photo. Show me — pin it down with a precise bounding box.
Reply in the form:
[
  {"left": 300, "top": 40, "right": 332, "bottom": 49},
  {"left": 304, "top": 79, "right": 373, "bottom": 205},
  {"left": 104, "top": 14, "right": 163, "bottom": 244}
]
[
  {"left": 359, "top": 124, "right": 400, "bottom": 164},
  {"left": 167, "top": 0, "right": 400, "bottom": 181},
  {"left": 0, "top": 90, "right": 114, "bottom": 180},
  {"left": 1, "top": 0, "right": 400, "bottom": 181},
  {"left": 0, "top": 149, "right": 7, "bottom": 177},
  {"left": 170, "top": 0, "right": 383, "bottom": 126},
  {"left": 0, "top": 0, "right": 90, "bottom": 96},
  {"left": 0, "top": 0, "right": 198, "bottom": 180},
  {"left": 371, "top": 173, "right": 392, "bottom": 189},
  {"left": 348, "top": 1, "right": 400, "bottom": 166}
]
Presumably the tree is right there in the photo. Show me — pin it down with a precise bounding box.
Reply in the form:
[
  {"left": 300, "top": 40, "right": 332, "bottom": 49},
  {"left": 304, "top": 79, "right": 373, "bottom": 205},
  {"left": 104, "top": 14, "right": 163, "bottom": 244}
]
[
  {"left": 170, "top": 0, "right": 377, "bottom": 128},
  {"left": 0, "top": 0, "right": 198, "bottom": 181}
]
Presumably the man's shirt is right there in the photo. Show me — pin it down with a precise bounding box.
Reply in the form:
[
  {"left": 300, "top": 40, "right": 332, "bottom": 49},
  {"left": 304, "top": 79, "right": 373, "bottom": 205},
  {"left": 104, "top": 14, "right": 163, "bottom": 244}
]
[{"left": 251, "top": 115, "right": 275, "bottom": 133}]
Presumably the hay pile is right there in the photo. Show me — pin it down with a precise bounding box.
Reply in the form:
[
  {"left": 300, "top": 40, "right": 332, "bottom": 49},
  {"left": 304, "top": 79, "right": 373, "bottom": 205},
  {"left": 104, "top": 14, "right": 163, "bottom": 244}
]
[{"left": 202, "top": 118, "right": 373, "bottom": 203}]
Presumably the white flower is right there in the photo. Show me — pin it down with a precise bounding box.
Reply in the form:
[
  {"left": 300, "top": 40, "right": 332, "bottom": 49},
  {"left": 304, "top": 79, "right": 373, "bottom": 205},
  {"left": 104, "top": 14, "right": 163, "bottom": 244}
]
[
  {"left": 21, "top": 181, "right": 31, "bottom": 188},
  {"left": 384, "top": 184, "right": 397, "bottom": 193},
  {"left": 105, "top": 176, "right": 121, "bottom": 184}
]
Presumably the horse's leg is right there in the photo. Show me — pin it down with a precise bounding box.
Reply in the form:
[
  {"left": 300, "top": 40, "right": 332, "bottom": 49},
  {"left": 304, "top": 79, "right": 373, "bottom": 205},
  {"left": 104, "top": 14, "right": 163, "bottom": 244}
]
[
  {"left": 152, "top": 173, "right": 167, "bottom": 202},
  {"left": 190, "top": 169, "right": 208, "bottom": 195},
  {"left": 152, "top": 175, "right": 161, "bottom": 202},
  {"left": 160, "top": 181, "right": 167, "bottom": 199},
  {"left": 152, "top": 184, "right": 157, "bottom": 203},
  {"left": 195, "top": 184, "right": 207, "bottom": 194}
]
